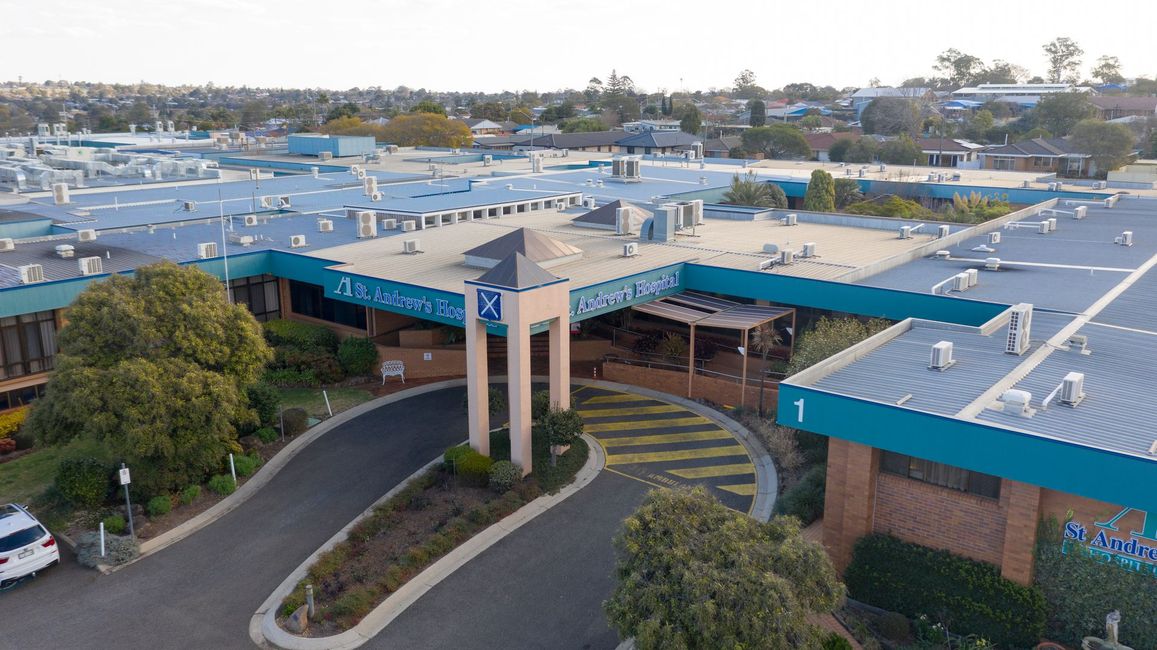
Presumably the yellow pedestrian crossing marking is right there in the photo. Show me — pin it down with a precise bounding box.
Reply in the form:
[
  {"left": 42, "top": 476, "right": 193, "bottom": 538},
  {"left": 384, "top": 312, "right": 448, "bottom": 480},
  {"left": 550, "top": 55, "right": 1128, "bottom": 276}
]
[
  {"left": 581, "top": 394, "right": 652, "bottom": 405},
  {"left": 606, "top": 445, "right": 747, "bottom": 465},
  {"left": 718, "top": 484, "right": 757, "bottom": 496},
  {"left": 584, "top": 416, "right": 710, "bottom": 433},
  {"left": 666, "top": 463, "right": 755, "bottom": 479},
  {"left": 578, "top": 404, "right": 683, "bottom": 418},
  {"left": 599, "top": 429, "right": 734, "bottom": 448}
]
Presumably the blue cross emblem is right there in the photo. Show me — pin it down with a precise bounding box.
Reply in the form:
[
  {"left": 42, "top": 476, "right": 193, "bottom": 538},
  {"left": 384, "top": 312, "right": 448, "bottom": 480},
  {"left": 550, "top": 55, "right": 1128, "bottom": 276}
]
[{"left": 477, "top": 288, "right": 503, "bottom": 322}]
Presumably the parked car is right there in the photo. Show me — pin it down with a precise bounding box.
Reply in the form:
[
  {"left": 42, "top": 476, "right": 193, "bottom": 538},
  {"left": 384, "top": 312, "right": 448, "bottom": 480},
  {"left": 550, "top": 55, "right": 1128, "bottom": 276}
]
[{"left": 0, "top": 503, "right": 59, "bottom": 589}]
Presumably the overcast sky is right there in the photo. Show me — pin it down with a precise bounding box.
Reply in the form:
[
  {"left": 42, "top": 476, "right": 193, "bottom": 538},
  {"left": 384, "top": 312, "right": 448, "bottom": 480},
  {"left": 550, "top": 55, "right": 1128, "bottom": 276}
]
[{"left": 5, "top": 0, "right": 1155, "bottom": 93}]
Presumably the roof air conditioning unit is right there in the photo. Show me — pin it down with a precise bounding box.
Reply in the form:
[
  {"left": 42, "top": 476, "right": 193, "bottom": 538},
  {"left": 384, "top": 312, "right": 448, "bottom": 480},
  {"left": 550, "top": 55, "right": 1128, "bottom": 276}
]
[
  {"left": 290, "top": 234, "right": 307, "bottom": 249},
  {"left": 966, "top": 268, "right": 979, "bottom": 287},
  {"left": 78, "top": 256, "right": 103, "bottom": 276},
  {"left": 0, "top": 238, "right": 14, "bottom": 252},
  {"left": 801, "top": 242, "right": 816, "bottom": 258},
  {"left": 1038, "top": 221, "right": 1050, "bottom": 234},
  {"left": 988, "top": 231, "right": 1001, "bottom": 245},
  {"left": 77, "top": 229, "right": 98, "bottom": 242},
  {"left": 1005, "top": 303, "right": 1033, "bottom": 355},
  {"left": 1021, "top": 180, "right": 1031, "bottom": 189},
  {"left": 260, "top": 196, "right": 274, "bottom": 209},
  {"left": 311, "top": 167, "right": 319, "bottom": 178},
  {"left": 1073, "top": 206, "right": 1087, "bottom": 219},
  {"left": 357, "top": 211, "right": 377, "bottom": 238},
  {"left": 197, "top": 242, "right": 218, "bottom": 259},
  {"left": 402, "top": 221, "right": 417, "bottom": 232},
  {"left": 953, "top": 273, "right": 970, "bottom": 292},
  {"left": 244, "top": 214, "right": 259, "bottom": 227},
  {"left": 183, "top": 200, "right": 197, "bottom": 212},
  {"left": 899, "top": 225, "right": 913, "bottom": 239},
  {"left": 937, "top": 224, "right": 950, "bottom": 238},
  {"left": 583, "top": 197, "right": 596, "bottom": 209},
  {"left": 363, "top": 177, "right": 378, "bottom": 195},
  {"left": 18, "top": 264, "right": 44, "bottom": 284},
  {"left": 1001, "top": 389, "right": 1033, "bottom": 417},
  {"left": 277, "top": 196, "right": 291, "bottom": 209},
  {"left": 935, "top": 250, "right": 950, "bottom": 259},
  {"left": 317, "top": 219, "right": 334, "bottom": 233},
  {"left": 758, "top": 259, "right": 775, "bottom": 271},
  {"left": 780, "top": 249, "right": 794, "bottom": 265},
  {"left": 371, "top": 191, "right": 383, "bottom": 201},
  {"left": 403, "top": 238, "right": 422, "bottom": 254},
  {"left": 782, "top": 213, "right": 798, "bottom": 226},
  {"left": 1047, "top": 217, "right": 1057, "bottom": 231},
  {"left": 249, "top": 170, "right": 260, "bottom": 182},
  {"left": 379, "top": 218, "right": 395, "bottom": 229},
  {"left": 55, "top": 244, "right": 75, "bottom": 258},
  {"left": 52, "top": 182, "right": 70, "bottom": 205},
  {"left": 350, "top": 164, "right": 361, "bottom": 176},
  {"left": 319, "top": 151, "right": 333, "bottom": 161},
  {"left": 929, "top": 341, "right": 955, "bottom": 371},
  {"left": 1059, "top": 371, "right": 1085, "bottom": 407},
  {"left": 615, "top": 208, "right": 632, "bottom": 235},
  {"left": 622, "top": 242, "right": 639, "bottom": 257},
  {"left": 482, "top": 155, "right": 493, "bottom": 166},
  {"left": 1115, "top": 231, "right": 1133, "bottom": 246}
]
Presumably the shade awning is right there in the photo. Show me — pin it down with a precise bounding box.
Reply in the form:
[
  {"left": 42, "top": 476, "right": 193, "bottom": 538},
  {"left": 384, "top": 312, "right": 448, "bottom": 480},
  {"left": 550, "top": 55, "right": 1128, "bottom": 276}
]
[{"left": 631, "top": 291, "right": 794, "bottom": 331}]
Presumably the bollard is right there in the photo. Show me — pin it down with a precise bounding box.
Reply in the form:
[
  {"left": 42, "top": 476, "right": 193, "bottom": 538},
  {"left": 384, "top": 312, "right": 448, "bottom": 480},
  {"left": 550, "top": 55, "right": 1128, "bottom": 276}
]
[
  {"left": 229, "top": 453, "right": 237, "bottom": 485},
  {"left": 305, "top": 584, "right": 316, "bottom": 618},
  {"left": 99, "top": 522, "right": 106, "bottom": 558},
  {"left": 323, "top": 389, "right": 333, "bottom": 417}
]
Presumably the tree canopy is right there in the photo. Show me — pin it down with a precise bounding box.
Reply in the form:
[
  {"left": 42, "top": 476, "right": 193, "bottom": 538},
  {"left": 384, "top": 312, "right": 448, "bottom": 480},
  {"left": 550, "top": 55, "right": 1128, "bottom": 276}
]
[
  {"left": 26, "top": 262, "right": 272, "bottom": 496},
  {"left": 1091, "top": 55, "right": 1125, "bottom": 84},
  {"left": 1043, "top": 37, "right": 1084, "bottom": 83},
  {"left": 787, "top": 316, "right": 891, "bottom": 374},
  {"left": 747, "top": 99, "right": 766, "bottom": 127},
  {"left": 410, "top": 100, "right": 447, "bottom": 116},
  {"left": 678, "top": 104, "right": 702, "bottom": 135},
  {"left": 380, "top": 113, "right": 472, "bottom": 147},
  {"left": 878, "top": 135, "right": 925, "bottom": 166},
  {"left": 861, "top": 98, "right": 920, "bottom": 136},
  {"left": 1032, "top": 92, "right": 1095, "bottom": 137},
  {"left": 604, "top": 488, "right": 844, "bottom": 650},
  {"left": 741, "top": 124, "right": 810, "bottom": 160},
  {"left": 803, "top": 169, "right": 836, "bottom": 212},
  {"left": 1071, "top": 119, "right": 1136, "bottom": 174}
]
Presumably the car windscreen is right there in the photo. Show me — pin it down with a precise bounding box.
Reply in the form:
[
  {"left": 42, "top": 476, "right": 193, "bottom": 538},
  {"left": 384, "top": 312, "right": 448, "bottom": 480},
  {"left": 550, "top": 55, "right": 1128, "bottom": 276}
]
[{"left": 0, "top": 525, "right": 46, "bottom": 552}]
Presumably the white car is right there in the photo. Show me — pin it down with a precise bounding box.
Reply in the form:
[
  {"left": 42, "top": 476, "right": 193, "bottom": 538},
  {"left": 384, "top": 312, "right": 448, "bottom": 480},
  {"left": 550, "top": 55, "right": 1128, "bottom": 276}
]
[{"left": 0, "top": 503, "right": 60, "bottom": 589}]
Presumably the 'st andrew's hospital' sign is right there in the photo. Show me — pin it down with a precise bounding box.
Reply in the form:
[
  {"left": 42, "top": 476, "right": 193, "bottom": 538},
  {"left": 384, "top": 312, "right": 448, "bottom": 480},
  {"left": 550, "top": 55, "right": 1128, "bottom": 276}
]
[
  {"left": 327, "top": 266, "right": 684, "bottom": 329},
  {"left": 1064, "top": 507, "right": 1157, "bottom": 578}
]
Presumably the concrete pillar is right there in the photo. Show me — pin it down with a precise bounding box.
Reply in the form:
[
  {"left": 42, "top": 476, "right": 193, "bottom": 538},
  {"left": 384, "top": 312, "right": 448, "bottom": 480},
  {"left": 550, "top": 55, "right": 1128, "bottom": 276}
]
[
  {"left": 507, "top": 315, "right": 533, "bottom": 475},
  {"left": 465, "top": 298, "right": 490, "bottom": 456},
  {"left": 548, "top": 317, "right": 570, "bottom": 410},
  {"left": 999, "top": 480, "right": 1041, "bottom": 586}
]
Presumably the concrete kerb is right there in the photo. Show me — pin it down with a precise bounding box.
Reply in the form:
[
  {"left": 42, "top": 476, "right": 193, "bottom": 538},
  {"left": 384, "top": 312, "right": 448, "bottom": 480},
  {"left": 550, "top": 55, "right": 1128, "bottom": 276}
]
[
  {"left": 101, "top": 379, "right": 471, "bottom": 576},
  {"left": 254, "top": 433, "right": 607, "bottom": 650},
  {"left": 569, "top": 377, "right": 778, "bottom": 523}
]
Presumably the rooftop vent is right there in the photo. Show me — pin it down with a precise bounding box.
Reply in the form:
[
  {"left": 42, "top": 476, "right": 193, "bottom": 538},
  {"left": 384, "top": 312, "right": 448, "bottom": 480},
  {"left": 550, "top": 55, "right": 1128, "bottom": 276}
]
[
  {"left": 0, "top": 238, "right": 14, "bottom": 252},
  {"left": 1005, "top": 303, "right": 1033, "bottom": 356},
  {"left": 1115, "top": 231, "right": 1133, "bottom": 246},
  {"left": 52, "top": 182, "right": 70, "bottom": 205},
  {"left": 1000, "top": 389, "right": 1034, "bottom": 417},
  {"left": 985, "top": 257, "right": 1001, "bottom": 271},
  {"left": 183, "top": 200, "right": 197, "bottom": 212},
  {"left": 935, "top": 250, "right": 950, "bottom": 260},
  {"left": 1065, "top": 334, "right": 1091, "bottom": 355},
  {"left": 55, "top": 244, "right": 75, "bottom": 258},
  {"left": 228, "top": 233, "right": 255, "bottom": 247},
  {"left": 929, "top": 340, "right": 956, "bottom": 371}
]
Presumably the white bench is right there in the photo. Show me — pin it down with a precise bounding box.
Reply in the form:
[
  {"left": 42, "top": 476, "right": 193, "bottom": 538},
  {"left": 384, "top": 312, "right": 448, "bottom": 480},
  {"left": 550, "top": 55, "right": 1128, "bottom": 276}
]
[{"left": 381, "top": 360, "right": 406, "bottom": 384}]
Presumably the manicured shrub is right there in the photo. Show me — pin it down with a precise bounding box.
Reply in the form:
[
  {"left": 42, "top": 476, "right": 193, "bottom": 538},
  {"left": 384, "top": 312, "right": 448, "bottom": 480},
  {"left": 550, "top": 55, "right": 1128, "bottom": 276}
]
[
  {"left": 263, "top": 319, "right": 339, "bottom": 352},
  {"left": 337, "top": 336, "right": 379, "bottom": 376},
  {"left": 281, "top": 407, "right": 309, "bottom": 436},
  {"left": 102, "top": 514, "right": 127, "bottom": 535},
  {"left": 146, "top": 495, "right": 172, "bottom": 517},
  {"left": 1035, "top": 517, "right": 1157, "bottom": 648},
  {"left": 255, "top": 427, "right": 278, "bottom": 444},
  {"left": 774, "top": 464, "right": 826, "bottom": 525},
  {"left": 488, "top": 460, "right": 521, "bottom": 493},
  {"left": 0, "top": 406, "right": 28, "bottom": 439},
  {"left": 76, "top": 531, "right": 138, "bottom": 568},
  {"left": 232, "top": 452, "right": 261, "bottom": 477},
  {"left": 55, "top": 457, "right": 111, "bottom": 509},
  {"left": 457, "top": 451, "right": 493, "bottom": 487},
  {"left": 460, "top": 386, "right": 507, "bottom": 416},
  {"left": 443, "top": 445, "right": 471, "bottom": 473},
  {"left": 876, "top": 611, "right": 911, "bottom": 642},
  {"left": 208, "top": 474, "right": 236, "bottom": 496},
  {"left": 179, "top": 484, "right": 201, "bottom": 505},
  {"left": 0, "top": 438, "right": 14, "bottom": 454},
  {"left": 844, "top": 534, "right": 1046, "bottom": 648},
  {"left": 246, "top": 383, "right": 281, "bottom": 427},
  {"left": 531, "top": 389, "right": 552, "bottom": 421},
  {"left": 540, "top": 406, "right": 584, "bottom": 448}
]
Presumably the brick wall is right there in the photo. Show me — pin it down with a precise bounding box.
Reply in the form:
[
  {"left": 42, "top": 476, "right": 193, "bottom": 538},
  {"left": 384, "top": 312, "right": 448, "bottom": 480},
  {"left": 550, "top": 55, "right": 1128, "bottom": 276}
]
[
  {"left": 601, "top": 361, "right": 777, "bottom": 412},
  {"left": 823, "top": 439, "right": 878, "bottom": 572},
  {"left": 374, "top": 344, "right": 467, "bottom": 380}
]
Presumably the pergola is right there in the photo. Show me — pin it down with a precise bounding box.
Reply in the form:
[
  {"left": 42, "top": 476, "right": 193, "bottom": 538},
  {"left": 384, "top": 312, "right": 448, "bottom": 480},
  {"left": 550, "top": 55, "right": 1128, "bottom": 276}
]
[{"left": 631, "top": 291, "right": 796, "bottom": 407}]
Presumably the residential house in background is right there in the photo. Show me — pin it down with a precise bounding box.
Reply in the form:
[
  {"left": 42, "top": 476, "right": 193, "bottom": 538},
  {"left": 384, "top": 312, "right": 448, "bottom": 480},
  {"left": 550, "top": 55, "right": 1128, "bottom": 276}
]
[
  {"left": 616, "top": 130, "right": 701, "bottom": 155},
  {"left": 803, "top": 132, "right": 857, "bottom": 162},
  {"left": 621, "top": 119, "right": 681, "bottom": 133},
  {"left": 1090, "top": 96, "right": 1157, "bottom": 121},
  {"left": 980, "top": 137, "right": 1095, "bottom": 177},
  {"left": 703, "top": 135, "right": 742, "bottom": 158},
  {"left": 917, "top": 138, "right": 986, "bottom": 168}
]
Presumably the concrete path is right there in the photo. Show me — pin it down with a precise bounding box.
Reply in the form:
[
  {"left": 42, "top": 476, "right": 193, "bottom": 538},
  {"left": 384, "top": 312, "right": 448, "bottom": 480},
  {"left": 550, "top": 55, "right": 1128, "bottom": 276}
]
[{"left": 0, "top": 387, "right": 469, "bottom": 650}]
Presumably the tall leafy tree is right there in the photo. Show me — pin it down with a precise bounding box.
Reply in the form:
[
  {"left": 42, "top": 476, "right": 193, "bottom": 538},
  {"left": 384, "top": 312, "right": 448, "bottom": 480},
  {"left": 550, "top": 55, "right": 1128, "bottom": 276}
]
[
  {"left": 381, "top": 113, "right": 472, "bottom": 147},
  {"left": 934, "top": 49, "right": 985, "bottom": 88},
  {"left": 748, "top": 99, "right": 766, "bottom": 127},
  {"left": 409, "top": 100, "right": 446, "bottom": 116},
  {"left": 732, "top": 69, "right": 764, "bottom": 99},
  {"left": 1070, "top": 119, "right": 1136, "bottom": 175},
  {"left": 1091, "top": 55, "right": 1125, "bottom": 84},
  {"left": 878, "top": 135, "right": 925, "bottom": 165},
  {"left": 803, "top": 169, "right": 836, "bottom": 212},
  {"left": 678, "top": 104, "right": 702, "bottom": 135},
  {"left": 1043, "top": 37, "right": 1085, "bottom": 83},
  {"left": 741, "top": 124, "right": 810, "bottom": 160},
  {"left": 860, "top": 98, "right": 920, "bottom": 136},
  {"left": 1033, "top": 92, "right": 1095, "bottom": 136},
  {"left": 604, "top": 488, "right": 844, "bottom": 650},
  {"left": 26, "top": 262, "right": 272, "bottom": 495}
]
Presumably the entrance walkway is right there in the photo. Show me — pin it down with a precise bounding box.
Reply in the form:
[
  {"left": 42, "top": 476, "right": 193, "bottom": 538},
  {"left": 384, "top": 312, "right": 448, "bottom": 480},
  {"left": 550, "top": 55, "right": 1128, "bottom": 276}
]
[{"left": 574, "top": 385, "right": 757, "bottom": 514}]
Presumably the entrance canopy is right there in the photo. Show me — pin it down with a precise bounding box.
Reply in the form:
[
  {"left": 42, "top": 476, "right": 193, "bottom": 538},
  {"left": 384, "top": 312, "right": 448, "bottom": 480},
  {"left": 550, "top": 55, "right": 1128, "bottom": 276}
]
[{"left": 631, "top": 291, "right": 794, "bottom": 331}]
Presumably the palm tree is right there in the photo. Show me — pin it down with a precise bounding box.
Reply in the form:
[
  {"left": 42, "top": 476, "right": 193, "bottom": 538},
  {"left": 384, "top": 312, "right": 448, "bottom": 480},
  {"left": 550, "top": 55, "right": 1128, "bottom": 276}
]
[
  {"left": 748, "top": 324, "right": 782, "bottom": 416},
  {"left": 721, "top": 172, "right": 787, "bottom": 208}
]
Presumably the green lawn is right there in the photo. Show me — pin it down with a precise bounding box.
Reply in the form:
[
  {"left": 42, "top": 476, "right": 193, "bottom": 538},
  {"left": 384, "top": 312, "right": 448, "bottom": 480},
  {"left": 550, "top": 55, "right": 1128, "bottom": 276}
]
[
  {"left": 277, "top": 387, "right": 376, "bottom": 419},
  {"left": 0, "top": 438, "right": 109, "bottom": 506}
]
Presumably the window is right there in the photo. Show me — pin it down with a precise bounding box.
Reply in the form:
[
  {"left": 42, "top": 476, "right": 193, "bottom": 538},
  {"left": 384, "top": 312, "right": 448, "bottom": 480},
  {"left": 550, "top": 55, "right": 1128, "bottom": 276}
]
[
  {"left": 880, "top": 451, "right": 1001, "bottom": 499},
  {"left": 230, "top": 274, "right": 281, "bottom": 322},
  {"left": 990, "top": 156, "right": 1015, "bottom": 171},
  {"left": 0, "top": 311, "right": 57, "bottom": 380},
  {"left": 288, "top": 280, "right": 366, "bottom": 330},
  {"left": 0, "top": 383, "right": 46, "bottom": 411},
  {"left": 1032, "top": 156, "right": 1053, "bottom": 167}
]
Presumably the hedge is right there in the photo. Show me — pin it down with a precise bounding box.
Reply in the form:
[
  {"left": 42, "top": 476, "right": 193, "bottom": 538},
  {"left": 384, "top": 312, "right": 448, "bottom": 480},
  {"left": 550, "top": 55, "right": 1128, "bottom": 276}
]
[
  {"left": 844, "top": 534, "right": 1045, "bottom": 648},
  {"left": 263, "top": 319, "right": 339, "bottom": 352},
  {"left": 773, "top": 464, "right": 826, "bottom": 525},
  {"left": 337, "top": 336, "right": 379, "bottom": 376},
  {"left": 1035, "top": 517, "right": 1157, "bottom": 648},
  {"left": 55, "top": 457, "right": 111, "bottom": 509}
]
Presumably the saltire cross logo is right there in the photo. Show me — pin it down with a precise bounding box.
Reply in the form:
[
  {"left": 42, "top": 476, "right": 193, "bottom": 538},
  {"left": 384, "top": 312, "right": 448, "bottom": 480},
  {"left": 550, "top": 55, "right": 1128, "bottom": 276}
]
[{"left": 477, "top": 288, "right": 503, "bottom": 322}]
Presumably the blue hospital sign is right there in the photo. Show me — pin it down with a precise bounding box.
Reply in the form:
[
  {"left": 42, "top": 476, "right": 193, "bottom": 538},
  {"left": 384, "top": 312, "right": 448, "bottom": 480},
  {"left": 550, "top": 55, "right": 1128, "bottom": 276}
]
[{"left": 477, "top": 288, "right": 503, "bottom": 322}]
